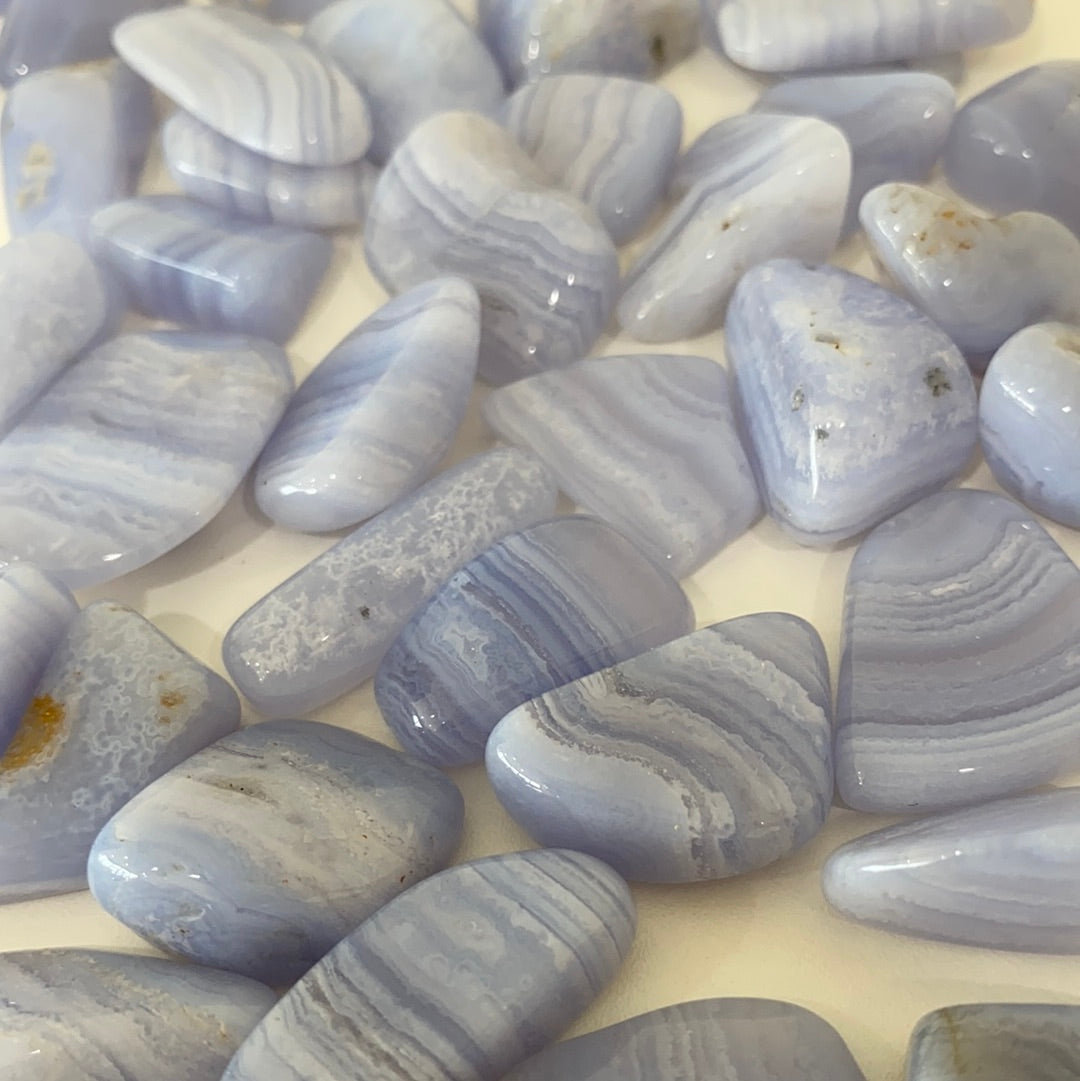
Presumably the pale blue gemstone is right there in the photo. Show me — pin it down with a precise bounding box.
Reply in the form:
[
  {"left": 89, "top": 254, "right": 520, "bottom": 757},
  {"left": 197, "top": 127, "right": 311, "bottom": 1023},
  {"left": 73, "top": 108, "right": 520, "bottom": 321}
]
[
  {"left": 0, "top": 332, "right": 293, "bottom": 589},
  {"left": 488, "top": 613, "right": 832, "bottom": 883},
  {"left": 89, "top": 719, "right": 465, "bottom": 985},
  {"left": 221, "top": 850, "right": 636, "bottom": 1081},
  {"left": 0, "top": 601, "right": 240, "bottom": 903},
  {"left": 483, "top": 353, "right": 760, "bottom": 577},
  {"left": 91, "top": 195, "right": 333, "bottom": 343},
  {"left": 307, "top": 0, "right": 504, "bottom": 166},
  {"left": 223, "top": 448, "right": 558, "bottom": 717},
  {"left": 619, "top": 114, "right": 850, "bottom": 342},
  {"left": 365, "top": 110, "right": 618, "bottom": 385},
  {"left": 375, "top": 515, "right": 693, "bottom": 768},
  {"left": 725, "top": 260, "right": 976, "bottom": 545},
  {"left": 502, "top": 74, "right": 682, "bottom": 245},
  {"left": 255, "top": 277, "right": 480, "bottom": 533},
  {"left": 114, "top": 5, "right": 371, "bottom": 165},
  {"left": 823, "top": 787, "right": 1080, "bottom": 952}
]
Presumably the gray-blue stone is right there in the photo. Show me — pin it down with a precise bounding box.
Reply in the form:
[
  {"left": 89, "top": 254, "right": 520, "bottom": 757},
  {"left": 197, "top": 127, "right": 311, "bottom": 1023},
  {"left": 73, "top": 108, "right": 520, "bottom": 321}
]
[
  {"left": 375, "top": 515, "right": 693, "bottom": 768},
  {"left": 221, "top": 849, "right": 636, "bottom": 1081},
  {"left": 223, "top": 448, "right": 558, "bottom": 717},
  {"left": 725, "top": 259, "right": 976, "bottom": 545},
  {"left": 255, "top": 277, "right": 480, "bottom": 533},
  {"left": 89, "top": 719, "right": 465, "bottom": 985}
]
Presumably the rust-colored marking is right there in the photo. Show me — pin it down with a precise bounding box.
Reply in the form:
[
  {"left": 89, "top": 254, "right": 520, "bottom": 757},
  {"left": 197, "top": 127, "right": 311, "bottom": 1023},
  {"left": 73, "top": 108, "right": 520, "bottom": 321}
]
[{"left": 0, "top": 694, "right": 66, "bottom": 771}]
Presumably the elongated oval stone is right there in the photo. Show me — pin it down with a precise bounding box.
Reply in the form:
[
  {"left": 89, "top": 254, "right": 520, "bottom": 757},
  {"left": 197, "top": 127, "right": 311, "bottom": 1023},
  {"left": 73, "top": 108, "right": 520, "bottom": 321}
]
[
  {"left": 375, "top": 515, "right": 693, "bottom": 768},
  {"left": 89, "top": 719, "right": 464, "bottom": 985},
  {"left": 483, "top": 354, "right": 760, "bottom": 578},
  {"left": 823, "top": 787, "right": 1080, "bottom": 952},
  {"left": 91, "top": 195, "right": 333, "bottom": 343},
  {"left": 488, "top": 613, "right": 832, "bottom": 883},
  {"left": 222, "top": 849, "right": 635, "bottom": 1081},
  {"left": 725, "top": 260, "right": 976, "bottom": 546},
  {"left": 0, "top": 601, "right": 240, "bottom": 903},
  {"left": 0, "top": 949, "right": 276, "bottom": 1081},
  {"left": 255, "top": 277, "right": 481, "bottom": 533},
  {"left": 224, "top": 448, "right": 558, "bottom": 717},
  {"left": 0, "top": 332, "right": 293, "bottom": 589},
  {"left": 114, "top": 6, "right": 371, "bottom": 165},
  {"left": 619, "top": 114, "right": 850, "bottom": 342},
  {"left": 365, "top": 110, "right": 618, "bottom": 386}
]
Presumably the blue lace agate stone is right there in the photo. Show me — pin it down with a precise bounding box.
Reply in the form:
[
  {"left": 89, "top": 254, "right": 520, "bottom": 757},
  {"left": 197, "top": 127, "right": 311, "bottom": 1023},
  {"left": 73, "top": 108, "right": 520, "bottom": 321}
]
[
  {"left": 0, "top": 601, "right": 240, "bottom": 903},
  {"left": 255, "top": 278, "right": 480, "bottom": 533},
  {"left": 89, "top": 719, "right": 464, "bottom": 985},
  {"left": 224, "top": 448, "right": 558, "bottom": 717},
  {"left": 222, "top": 849, "right": 635, "bottom": 1081},
  {"left": 483, "top": 354, "right": 760, "bottom": 577},
  {"left": 0, "top": 332, "right": 292, "bottom": 589},
  {"left": 91, "top": 196, "right": 333, "bottom": 343},
  {"left": 725, "top": 260, "right": 976, "bottom": 546},
  {"left": 488, "top": 613, "right": 832, "bottom": 883},
  {"left": 836, "top": 489, "right": 1080, "bottom": 814},
  {"left": 945, "top": 62, "right": 1080, "bottom": 236},
  {"left": 823, "top": 787, "right": 1080, "bottom": 953},
  {"left": 375, "top": 515, "right": 693, "bottom": 768},
  {"left": 365, "top": 111, "right": 618, "bottom": 385},
  {"left": 619, "top": 114, "right": 850, "bottom": 342},
  {"left": 114, "top": 5, "right": 371, "bottom": 165},
  {"left": 307, "top": 0, "right": 504, "bottom": 166}
]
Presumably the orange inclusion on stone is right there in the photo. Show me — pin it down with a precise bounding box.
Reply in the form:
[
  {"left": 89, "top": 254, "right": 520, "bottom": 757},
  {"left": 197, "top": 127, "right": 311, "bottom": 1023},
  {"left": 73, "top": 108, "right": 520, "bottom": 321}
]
[{"left": 0, "top": 694, "right": 66, "bottom": 771}]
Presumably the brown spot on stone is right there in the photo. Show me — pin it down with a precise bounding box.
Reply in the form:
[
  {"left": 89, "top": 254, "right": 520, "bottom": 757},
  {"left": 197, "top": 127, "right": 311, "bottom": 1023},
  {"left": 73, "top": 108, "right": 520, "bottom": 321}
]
[
  {"left": 159, "top": 690, "right": 185, "bottom": 709},
  {"left": 925, "top": 367, "right": 952, "bottom": 397},
  {"left": 1, "top": 694, "right": 66, "bottom": 772},
  {"left": 941, "top": 209, "right": 956, "bottom": 219},
  {"left": 814, "top": 332, "right": 843, "bottom": 352},
  {"left": 649, "top": 33, "right": 666, "bottom": 66},
  {"left": 359, "top": 606, "right": 371, "bottom": 620}
]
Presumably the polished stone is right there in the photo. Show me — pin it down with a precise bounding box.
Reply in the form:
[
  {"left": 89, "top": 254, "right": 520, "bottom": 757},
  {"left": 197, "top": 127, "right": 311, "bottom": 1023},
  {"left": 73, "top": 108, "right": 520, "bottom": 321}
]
[
  {"left": 619, "top": 114, "right": 849, "bottom": 342},
  {"left": 89, "top": 719, "right": 465, "bottom": 985},
  {"left": 91, "top": 195, "right": 333, "bottom": 343},
  {"left": 488, "top": 613, "right": 832, "bottom": 883},
  {"left": 483, "top": 353, "right": 760, "bottom": 577},
  {"left": 255, "top": 278, "right": 480, "bottom": 533},
  {"left": 823, "top": 787, "right": 1080, "bottom": 952},
  {"left": 114, "top": 5, "right": 371, "bottom": 165},
  {"left": 503, "top": 74, "right": 681, "bottom": 245},
  {"left": 222, "top": 849, "right": 635, "bottom": 1081},
  {"left": 365, "top": 111, "right": 618, "bottom": 385},
  {"left": 0, "top": 601, "right": 240, "bottom": 902},
  {"left": 945, "top": 62, "right": 1080, "bottom": 236},
  {"left": 307, "top": 0, "right": 504, "bottom": 166},
  {"left": 0, "top": 332, "right": 292, "bottom": 589},
  {"left": 0, "top": 949, "right": 276, "bottom": 1081},
  {"left": 224, "top": 448, "right": 558, "bottom": 717},
  {"left": 375, "top": 515, "right": 693, "bottom": 768},
  {"left": 725, "top": 260, "right": 976, "bottom": 545}
]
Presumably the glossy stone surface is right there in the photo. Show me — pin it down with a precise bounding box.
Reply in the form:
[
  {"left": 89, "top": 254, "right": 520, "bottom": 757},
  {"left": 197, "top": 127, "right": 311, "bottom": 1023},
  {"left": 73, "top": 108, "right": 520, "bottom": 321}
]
[
  {"left": 114, "top": 5, "right": 371, "bottom": 165},
  {"left": 365, "top": 111, "right": 618, "bottom": 385},
  {"left": 0, "top": 601, "right": 240, "bottom": 903},
  {"left": 945, "top": 62, "right": 1080, "bottom": 236},
  {"left": 823, "top": 787, "right": 1080, "bottom": 953},
  {"left": 224, "top": 448, "right": 558, "bottom": 717},
  {"left": 307, "top": 0, "right": 504, "bottom": 166},
  {"left": 0, "top": 949, "right": 276, "bottom": 1081},
  {"left": 2, "top": 61, "right": 154, "bottom": 240},
  {"left": 488, "top": 614, "right": 832, "bottom": 883},
  {"left": 375, "top": 515, "right": 693, "bottom": 768},
  {"left": 89, "top": 719, "right": 464, "bottom": 985},
  {"left": 981, "top": 324, "right": 1080, "bottom": 527},
  {"left": 725, "top": 260, "right": 976, "bottom": 546},
  {"left": 860, "top": 183, "right": 1080, "bottom": 364},
  {"left": 91, "top": 195, "right": 333, "bottom": 343},
  {"left": 505, "top": 999, "right": 868, "bottom": 1081},
  {"left": 483, "top": 354, "right": 760, "bottom": 577},
  {"left": 255, "top": 278, "right": 480, "bottom": 533},
  {"left": 162, "top": 111, "right": 378, "bottom": 230},
  {"left": 0, "top": 332, "right": 292, "bottom": 589},
  {"left": 222, "top": 849, "right": 635, "bottom": 1081},
  {"left": 619, "top": 114, "right": 849, "bottom": 342}
]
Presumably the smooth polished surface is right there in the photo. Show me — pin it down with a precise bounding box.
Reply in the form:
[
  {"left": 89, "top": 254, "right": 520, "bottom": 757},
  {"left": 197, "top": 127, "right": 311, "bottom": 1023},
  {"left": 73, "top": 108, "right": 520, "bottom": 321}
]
[{"left": 222, "top": 850, "right": 636, "bottom": 1081}]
